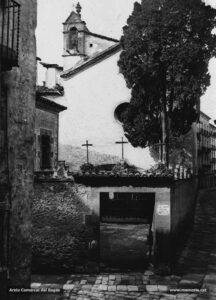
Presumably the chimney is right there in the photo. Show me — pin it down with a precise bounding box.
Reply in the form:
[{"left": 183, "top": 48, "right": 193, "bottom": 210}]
[
  {"left": 45, "top": 67, "right": 57, "bottom": 88},
  {"left": 40, "top": 63, "right": 63, "bottom": 88}
]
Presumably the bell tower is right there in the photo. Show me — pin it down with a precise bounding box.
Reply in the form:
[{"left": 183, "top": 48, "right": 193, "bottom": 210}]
[{"left": 62, "top": 2, "right": 87, "bottom": 71}]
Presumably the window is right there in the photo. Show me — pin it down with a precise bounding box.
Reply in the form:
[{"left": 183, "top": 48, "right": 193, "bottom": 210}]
[
  {"left": 69, "top": 27, "right": 78, "bottom": 50},
  {"left": 41, "top": 134, "right": 51, "bottom": 169},
  {"left": 114, "top": 102, "right": 129, "bottom": 123}
]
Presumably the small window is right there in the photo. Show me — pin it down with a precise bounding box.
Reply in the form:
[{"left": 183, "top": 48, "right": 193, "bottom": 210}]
[
  {"left": 89, "top": 43, "right": 93, "bottom": 48},
  {"left": 41, "top": 134, "right": 52, "bottom": 169},
  {"left": 69, "top": 27, "right": 78, "bottom": 50}
]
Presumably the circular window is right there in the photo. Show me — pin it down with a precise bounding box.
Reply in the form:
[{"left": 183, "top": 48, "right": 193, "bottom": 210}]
[{"left": 114, "top": 102, "right": 129, "bottom": 123}]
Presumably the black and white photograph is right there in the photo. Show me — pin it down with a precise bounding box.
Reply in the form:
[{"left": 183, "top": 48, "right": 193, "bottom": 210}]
[{"left": 1, "top": 0, "right": 216, "bottom": 299}]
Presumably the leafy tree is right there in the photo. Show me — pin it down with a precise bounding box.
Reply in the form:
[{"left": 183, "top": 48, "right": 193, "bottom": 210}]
[
  {"left": 118, "top": 0, "right": 216, "bottom": 166},
  {"left": 150, "top": 129, "right": 194, "bottom": 169}
]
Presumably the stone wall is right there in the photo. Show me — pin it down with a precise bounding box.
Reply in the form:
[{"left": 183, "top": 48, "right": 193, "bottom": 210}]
[
  {"left": 32, "top": 181, "right": 172, "bottom": 273},
  {"left": 0, "top": 76, "right": 10, "bottom": 300},
  {"left": 0, "top": 0, "right": 37, "bottom": 289},
  {"left": 75, "top": 179, "right": 198, "bottom": 271},
  {"left": 32, "top": 181, "right": 99, "bottom": 273},
  {"left": 32, "top": 177, "right": 198, "bottom": 274},
  {"left": 81, "top": 184, "right": 171, "bottom": 271},
  {"left": 170, "top": 177, "right": 198, "bottom": 263}
]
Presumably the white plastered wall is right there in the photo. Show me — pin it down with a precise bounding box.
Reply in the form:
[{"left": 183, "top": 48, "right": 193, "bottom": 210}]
[{"left": 59, "top": 51, "right": 154, "bottom": 169}]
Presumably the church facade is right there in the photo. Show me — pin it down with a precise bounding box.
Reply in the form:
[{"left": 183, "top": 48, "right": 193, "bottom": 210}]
[
  {"left": 58, "top": 3, "right": 154, "bottom": 170},
  {"left": 38, "top": 2, "right": 216, "bottom": 175}
]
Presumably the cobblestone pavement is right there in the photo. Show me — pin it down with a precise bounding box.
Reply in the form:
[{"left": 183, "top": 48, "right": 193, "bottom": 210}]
[
  {"left": 30, "top": 271, "right": 207, "bottom": 300},
  {"left": 29, "top": 189, "right": 216, "bottom": 300}
]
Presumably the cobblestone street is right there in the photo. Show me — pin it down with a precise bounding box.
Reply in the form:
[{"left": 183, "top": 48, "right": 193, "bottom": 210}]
[
  {"left": 29, "top": 189, "right": 216, "bottom": 300},
  {"left": 30, "top": 271, "right": 206, "bottom": 300}
]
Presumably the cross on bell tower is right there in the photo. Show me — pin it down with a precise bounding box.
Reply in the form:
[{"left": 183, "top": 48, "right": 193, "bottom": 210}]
[{"left": 76, "top": 2, "right": 82, "bottom": 16}]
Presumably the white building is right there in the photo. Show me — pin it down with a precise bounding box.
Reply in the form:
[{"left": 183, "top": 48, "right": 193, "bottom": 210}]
[
  {"left": 41, "top": 3, "right": 154, "bottom": 170},
  {"left": 41, "top": 3, "right": 216, "bottom": 173},
  {"left": 197, "top": 111, "right": 216, "bottom": 173}
]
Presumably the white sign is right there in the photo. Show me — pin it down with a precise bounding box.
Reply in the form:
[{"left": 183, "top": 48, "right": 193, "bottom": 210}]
[{"left": 157, "top": 204, "right": 170, "bottom": 216}]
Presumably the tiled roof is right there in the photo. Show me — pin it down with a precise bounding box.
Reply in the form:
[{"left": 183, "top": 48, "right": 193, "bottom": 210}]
[
  {"left": 34, "top": 162, "right": 193, "bottom": 185},
  {"left": 73, "top": 169, "right": 174, "bottom": 178},
  {"left": 77, "top": 162, "right": 175, "bottom": 178},
  {"left": 36, "top": 85, "right": 67, "bottom": 112},
  {"left": 40, "top": 62, "right": 63, "bottom": 70},
  {"left": 36, "top": 85, "right": 64, "bottom": 97},
  {"left": 36, "top": 96, "right": 67, "bottom": 113}
]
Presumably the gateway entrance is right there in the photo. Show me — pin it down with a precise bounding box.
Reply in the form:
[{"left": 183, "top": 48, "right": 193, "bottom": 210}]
[{"left": 100, "top": 192, "right": 155, "bottom": 271}]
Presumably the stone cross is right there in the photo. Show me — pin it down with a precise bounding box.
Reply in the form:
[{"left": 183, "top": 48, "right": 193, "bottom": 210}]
[
  {"left": 82, "top": 140, "right": 93, "bottom": 164},
  {"left": 115, "top": 137, "right": 128, "bottom": 160}
]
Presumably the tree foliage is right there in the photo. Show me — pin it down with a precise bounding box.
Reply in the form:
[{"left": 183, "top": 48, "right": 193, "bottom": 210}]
[
  {"left": 118, "top": 0, "right": 216, "bottom": 162},
  {"left": 150, "top": 130, "right": 194, "bottom": 168}
]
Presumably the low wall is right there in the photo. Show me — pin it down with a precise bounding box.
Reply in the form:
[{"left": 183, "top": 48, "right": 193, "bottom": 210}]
[
  {"left": 32, "top": 176, "right": 198, "bottom": 273},
  {"left": 75, "top": 177, "right": 198, "bottom": 271},
  {"left": 199, "top": 173, "right": 216, "bottom": 189},
  {"left": 32, "top": 181, "right": 99, "bottom": 273},
  {"left": 32, "top": 179, "right": 172, "bottom": 272},
  {"left": 170, "top": 177, "right": 198, "bottom": 262},
  {"left": 77, "top": 184, "right": 172, "bottom": 271}
]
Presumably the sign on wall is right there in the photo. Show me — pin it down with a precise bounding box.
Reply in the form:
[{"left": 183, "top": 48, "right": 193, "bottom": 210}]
[{"left": 156, "top": 204, "right": 170, "bottom": 216}]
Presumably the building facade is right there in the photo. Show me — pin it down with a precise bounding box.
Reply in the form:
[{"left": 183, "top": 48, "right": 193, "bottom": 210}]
[
  {"left": 35, "top": 82, "right": 66, "bottom": 172},
  {"left": 0, "top": 0, "right": 37, "bottom": 294},
  {"left": 197, "top": 111, "right": 216, "bottom": 173},
  {"left": 210, "top": 123, "right": 216, "bottom": 173},
  {"left": 38, "top": 3, "right": 216, "bottom": 176},
  {"left": 58, "top": 3, "right": 154, "bottom": 170}
]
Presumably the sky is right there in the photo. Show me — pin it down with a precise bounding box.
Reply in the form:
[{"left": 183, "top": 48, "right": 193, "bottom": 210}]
[{"left": 36, "top": 0, "right": 216, "bottom": 121}]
